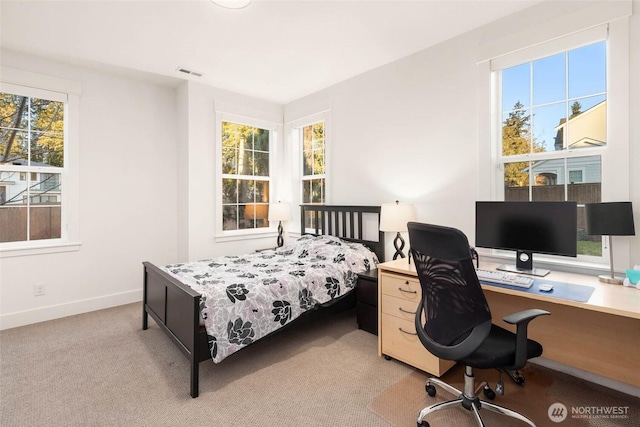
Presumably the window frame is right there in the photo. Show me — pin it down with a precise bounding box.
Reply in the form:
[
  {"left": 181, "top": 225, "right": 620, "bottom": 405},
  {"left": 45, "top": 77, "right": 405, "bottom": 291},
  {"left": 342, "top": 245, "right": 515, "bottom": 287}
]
[
  {"left": 287, "top": 111, "right": 330, "bottom": 235},
  {"left": 480, "top": 18, "right": 631, "bottom": 271},
  {"left": 300, "top": 120, "right": 326, "bottom": 205},
  {"left": 0, "top": 69, "right": 81, "bottom": 257},
  {"left": 215, "top": 112, "right": 279, "bottom": 241}
]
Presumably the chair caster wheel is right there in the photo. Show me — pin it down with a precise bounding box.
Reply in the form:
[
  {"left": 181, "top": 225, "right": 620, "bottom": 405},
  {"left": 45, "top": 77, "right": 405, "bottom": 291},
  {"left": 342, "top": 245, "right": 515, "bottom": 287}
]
[
  {"left": 483, "top": 385, "right": 496, "bottom": 400},
  {"left": 496, "top": 382, "right": 504, "bottom": 395},
  {"left": 418, "top": 421, "right": 430, "bottom": 427},
  {"left": 425, "top": 384, "right": 437, "bottom": 397}
]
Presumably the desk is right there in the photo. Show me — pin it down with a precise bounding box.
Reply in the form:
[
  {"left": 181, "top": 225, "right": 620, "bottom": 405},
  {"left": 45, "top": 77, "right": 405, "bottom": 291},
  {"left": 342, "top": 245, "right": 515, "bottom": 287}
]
[{"left": 377, "top": 258, "right": 640, "bottom": 388}]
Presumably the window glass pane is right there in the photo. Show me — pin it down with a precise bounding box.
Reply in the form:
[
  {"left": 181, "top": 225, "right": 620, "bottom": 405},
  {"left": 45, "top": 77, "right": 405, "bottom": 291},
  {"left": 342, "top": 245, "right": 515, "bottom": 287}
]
[
  {"left": 222, "top": 147, "right": 237, "bottom": 174},
  {"left": 502, "top": 63, "right": 530, "bottom": 109},
  {"left": 254, "top": 152, "right": 269, "bottom": 176},
  {"left": 311, "top": 179, "right": 325, "bottom": 204},
  {"left": 238, "top": 144, "right": 253, "bottom": 176},
  {"left": 532, "top": 102, "right": 566, "bottom": 153},
  {"left": 313, "top": 151, "right": 325, "bottom": 174},
  {"left": 303, "top": 150, "right": 313, "bottom": 176},
  {"left": 30, "top": 99, "right": 64, "bottom": 167},
  {"left": 571, "top": 156, "right": 602, "bottom": 257},
  {"left": 222, "top": 205, "right": 238, "bottom": 231},
  {"left": 533, "top": 52, "right": 565, "bottom": 105},
  {"left": 303, "top": 125, "right": 312, "bottom": 152},
  {"left": 0, "top": 205, "right": 27, "bottom": 242},
  {"left": 504, "top": 161, "right": 530, "bottom": 201},
  {"left": 253, "top": 128, "right": 269, "bottom": 152},
  {"left": 569, "top": 41, "right": 606, "bottom": 99},
  {"left": 242, "top": 203, "right": 268, "bottom": 229},
  {"left": 222, "top": 178, "right": 237, "bottom": 204},
  {"left": 254, "top": 179, "right": 269, "bottom": 203},
  {"left": 567, "top": 156, "right": 601, "bottom": 204},
  {"left": 532, "top": 158, "right": 564, "bottom": 201},
  {"left": 302, "top": 180, "right": 311, "bottom": 203},
  {"left": 502, "top": 108, "right": 532, "bottom": 156},
  {"left": 0, "top": 130, "right": 28, "bottom": 164},
  {"left": 238, "top": 179, "right": 253, "bottom": 203},
  {"left": 566, "top": 96, "right": 606, "bottom": 149},
  {"left": 312, "top": 123, "right": 324, "bottom": 149}
]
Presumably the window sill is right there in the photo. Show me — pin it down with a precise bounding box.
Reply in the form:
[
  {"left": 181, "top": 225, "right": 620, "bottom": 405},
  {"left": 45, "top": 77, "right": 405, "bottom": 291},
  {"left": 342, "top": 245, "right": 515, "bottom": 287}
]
[
  {"left": 476, "top": 249, "right": 614, "bottom": 277},
  {"left": 0, "top": 241, "right": 82, "bottom": 258}
]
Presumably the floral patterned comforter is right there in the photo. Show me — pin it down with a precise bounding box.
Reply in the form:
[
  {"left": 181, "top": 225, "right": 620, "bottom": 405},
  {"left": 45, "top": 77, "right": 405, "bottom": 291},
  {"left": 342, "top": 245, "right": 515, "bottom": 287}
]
[{"left": 163, "top": 235, "right": 379, "bottom": 363}]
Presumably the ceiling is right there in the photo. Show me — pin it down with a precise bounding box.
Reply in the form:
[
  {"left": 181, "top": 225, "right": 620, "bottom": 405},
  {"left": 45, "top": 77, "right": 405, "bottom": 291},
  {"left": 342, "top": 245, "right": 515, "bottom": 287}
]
[{"left": 0, "top": 0, "right": 541, "bottom": 104}]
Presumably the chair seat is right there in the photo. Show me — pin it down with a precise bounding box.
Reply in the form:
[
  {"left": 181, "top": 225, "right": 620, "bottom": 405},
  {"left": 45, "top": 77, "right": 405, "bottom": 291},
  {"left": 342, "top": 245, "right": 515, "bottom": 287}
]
[{"left": 458, "top": 324, "right": 543, "bottom": 369}]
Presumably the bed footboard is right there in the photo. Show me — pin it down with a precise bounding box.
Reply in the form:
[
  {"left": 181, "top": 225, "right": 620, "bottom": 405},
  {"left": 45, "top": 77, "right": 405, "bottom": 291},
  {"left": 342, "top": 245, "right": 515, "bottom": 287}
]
[{"left": 142, "top": 261, "right": 208, "bottom": 398}]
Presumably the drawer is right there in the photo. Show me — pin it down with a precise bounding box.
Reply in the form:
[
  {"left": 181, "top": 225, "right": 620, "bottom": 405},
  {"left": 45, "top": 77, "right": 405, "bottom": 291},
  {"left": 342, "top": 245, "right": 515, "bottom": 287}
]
[
  {"left": 381, "top": 294, "right": 419, "bottom": 322},
  {"left": 380, "top": 273, "right": 421, "bottom": 303},
  {"left": 380, "top": 313, "right": 454, "bottom": 376}
]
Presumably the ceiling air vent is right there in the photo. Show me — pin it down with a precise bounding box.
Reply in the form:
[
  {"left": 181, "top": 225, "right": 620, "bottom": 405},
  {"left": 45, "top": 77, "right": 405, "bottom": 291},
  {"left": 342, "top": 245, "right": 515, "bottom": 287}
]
[{"left": 177, "top": 67, "right": 203, "bottom": 77}]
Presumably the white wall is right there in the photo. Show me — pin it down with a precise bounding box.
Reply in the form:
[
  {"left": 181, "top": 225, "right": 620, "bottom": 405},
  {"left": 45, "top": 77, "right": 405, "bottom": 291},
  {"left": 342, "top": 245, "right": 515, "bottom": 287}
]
[
  {"left": 176, "top": 81, "right": 284, "bottom": 262},
  {"left": 285, "top": 0, "right": 639, "bottom": 268},
  {"left": 1, "top": 0, "right": 638, "bottom": 329},
  {"left": 0, "top": 51, "right": 180, "bottom": 329}
]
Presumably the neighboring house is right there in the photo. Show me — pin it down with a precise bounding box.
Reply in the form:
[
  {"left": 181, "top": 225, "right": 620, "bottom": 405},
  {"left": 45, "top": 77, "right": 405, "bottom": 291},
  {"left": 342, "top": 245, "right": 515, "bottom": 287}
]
[
  {"left": 0, "top": 159, "right": 61, "bottom": 206},
  {"left": 528, "top": 100, "right": 605, "bottom": 185}
]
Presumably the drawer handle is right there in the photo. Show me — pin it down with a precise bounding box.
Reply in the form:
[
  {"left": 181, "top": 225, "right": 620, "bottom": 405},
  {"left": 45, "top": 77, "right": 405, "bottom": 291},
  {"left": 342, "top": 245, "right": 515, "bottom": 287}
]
[
  {"left": 398, "top": 287, "right": 417, "bottom": 294},
  {"left": 398, "top": 307, "right": 416, "bottom": 315},
  {"left": 398, "top": 327, "right": 417, "bottom": 336}
]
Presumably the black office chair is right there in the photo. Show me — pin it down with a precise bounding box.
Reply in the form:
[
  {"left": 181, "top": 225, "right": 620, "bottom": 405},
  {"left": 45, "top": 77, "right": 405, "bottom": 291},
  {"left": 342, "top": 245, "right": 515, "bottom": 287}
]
[{"left": 407, "top": 222, "right": 549, "bottom": 427}]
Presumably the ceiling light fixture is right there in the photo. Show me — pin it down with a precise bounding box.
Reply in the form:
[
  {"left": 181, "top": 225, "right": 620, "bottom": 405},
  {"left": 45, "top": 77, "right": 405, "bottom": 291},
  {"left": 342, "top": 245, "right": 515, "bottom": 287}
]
[{"left": 210, "top": 0, "right": 252, "bottom": 9}]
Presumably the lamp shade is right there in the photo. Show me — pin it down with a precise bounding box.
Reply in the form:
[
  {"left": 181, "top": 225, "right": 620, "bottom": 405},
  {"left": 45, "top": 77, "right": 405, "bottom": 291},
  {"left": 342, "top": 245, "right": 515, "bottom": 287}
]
[
  {"left": 585, "top": 202, "right": 635, "bottom": 236},
  {"left": 379, "top": 202, "right": 416, "bottom": 232},
  {"left": 268, "top": 202, "right": 291, "bottom": 222}
]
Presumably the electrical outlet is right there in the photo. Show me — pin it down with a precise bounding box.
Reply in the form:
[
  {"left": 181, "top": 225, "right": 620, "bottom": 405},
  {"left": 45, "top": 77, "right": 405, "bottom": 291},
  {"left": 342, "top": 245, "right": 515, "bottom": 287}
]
[{"left": 34, "top": 283, "right": 46, "bottom": 296}]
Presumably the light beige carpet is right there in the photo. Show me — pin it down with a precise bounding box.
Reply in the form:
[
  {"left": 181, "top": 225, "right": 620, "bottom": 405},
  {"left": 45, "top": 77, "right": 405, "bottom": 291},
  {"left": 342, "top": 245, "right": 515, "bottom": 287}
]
[{"left": 368, "top": 363, "right": 639, "bottom": 427}]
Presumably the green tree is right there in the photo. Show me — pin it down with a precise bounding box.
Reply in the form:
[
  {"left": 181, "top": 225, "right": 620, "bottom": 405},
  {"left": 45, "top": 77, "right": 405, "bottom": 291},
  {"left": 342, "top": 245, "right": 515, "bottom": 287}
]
[
  {"left": 570, "top": 101, "right": 582, "bottom": 119},
  {"left": 0, "top": 94, "right": 64, "bottom": 166},
  {"left": 502, "top": 101, "right": 544, "bottom": 187}
]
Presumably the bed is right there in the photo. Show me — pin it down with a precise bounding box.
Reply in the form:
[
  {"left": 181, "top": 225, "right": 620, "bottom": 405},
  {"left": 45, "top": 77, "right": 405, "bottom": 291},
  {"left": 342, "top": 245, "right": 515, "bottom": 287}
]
[{"left": 142, "top": 204, "right": 384, "bottom": 398}]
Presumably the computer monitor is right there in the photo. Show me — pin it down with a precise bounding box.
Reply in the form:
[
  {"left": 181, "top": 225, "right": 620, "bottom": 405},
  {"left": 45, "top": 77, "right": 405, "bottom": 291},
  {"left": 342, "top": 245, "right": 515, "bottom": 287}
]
[{"left": 475, "top": 201, "right": 577, "bottom": 277}]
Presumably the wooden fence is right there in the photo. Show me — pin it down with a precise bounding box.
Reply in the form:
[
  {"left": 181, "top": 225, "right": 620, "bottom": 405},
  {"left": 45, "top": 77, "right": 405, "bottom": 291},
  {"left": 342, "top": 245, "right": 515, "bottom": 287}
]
[{"left": 0, "top": 206, "right": 61, "bottom": 242}]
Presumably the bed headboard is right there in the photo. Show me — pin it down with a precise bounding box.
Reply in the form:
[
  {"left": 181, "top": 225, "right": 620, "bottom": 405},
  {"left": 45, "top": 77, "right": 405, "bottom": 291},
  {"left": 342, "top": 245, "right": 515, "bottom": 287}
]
[{"left": 300, "top": 204, "right": 385, "bottom": 262}]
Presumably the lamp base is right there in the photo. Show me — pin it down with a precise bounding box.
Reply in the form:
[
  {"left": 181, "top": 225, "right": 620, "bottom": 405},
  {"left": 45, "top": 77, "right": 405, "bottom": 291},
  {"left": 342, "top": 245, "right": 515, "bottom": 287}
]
[
  {"left": 392, "top": 232, "right": 406, "bottom": 260},
  {"left": 598, "top": 275, "right": 624, "bottom": 285}
]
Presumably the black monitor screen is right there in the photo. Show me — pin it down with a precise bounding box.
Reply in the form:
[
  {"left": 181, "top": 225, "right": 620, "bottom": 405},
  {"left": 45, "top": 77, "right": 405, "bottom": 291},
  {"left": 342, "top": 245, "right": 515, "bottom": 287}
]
[{"left": 475, "top": 201, "right": 577, "bottom": 274}]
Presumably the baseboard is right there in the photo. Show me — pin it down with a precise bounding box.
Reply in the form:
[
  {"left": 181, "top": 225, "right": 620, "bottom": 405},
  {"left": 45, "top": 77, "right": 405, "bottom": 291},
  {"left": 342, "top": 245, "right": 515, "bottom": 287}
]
[
  {"left": 533, "top": 358, "right": 640, "bottom": 398},
  {"left": 0, "top": 290, "right": 141, "bottom": 330}
]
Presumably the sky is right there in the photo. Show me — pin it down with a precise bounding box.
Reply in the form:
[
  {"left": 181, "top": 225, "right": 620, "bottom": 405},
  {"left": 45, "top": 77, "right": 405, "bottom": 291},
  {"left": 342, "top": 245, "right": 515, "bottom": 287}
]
[{"left": 501, "top": 41, "right": 606, "bottom": 153}]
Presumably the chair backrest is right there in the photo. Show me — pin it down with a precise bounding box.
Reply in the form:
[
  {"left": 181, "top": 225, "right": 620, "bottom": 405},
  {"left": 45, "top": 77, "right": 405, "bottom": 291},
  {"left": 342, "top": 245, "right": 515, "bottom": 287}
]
[{"left": 408, "top": 222, "right": 492, "bottom": 360}]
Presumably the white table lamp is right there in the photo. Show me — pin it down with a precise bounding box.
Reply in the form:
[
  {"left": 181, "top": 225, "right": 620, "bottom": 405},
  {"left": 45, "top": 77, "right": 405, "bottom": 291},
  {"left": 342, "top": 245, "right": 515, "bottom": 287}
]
[
  {"left": 269, "top": 202, "right": 292, "bottom": 247},
  {"left": 380, "top": 201, "right": 416, "bottom": 260}
]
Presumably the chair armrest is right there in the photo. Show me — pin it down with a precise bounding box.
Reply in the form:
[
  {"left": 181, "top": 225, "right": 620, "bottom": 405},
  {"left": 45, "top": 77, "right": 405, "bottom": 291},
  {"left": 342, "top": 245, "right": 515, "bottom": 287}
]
[
  {"left": 503, "top": 309, "right": 550, "bottom": 325},
  {"left": 503, "top": 309, "right": 550, "bottom": 369}
]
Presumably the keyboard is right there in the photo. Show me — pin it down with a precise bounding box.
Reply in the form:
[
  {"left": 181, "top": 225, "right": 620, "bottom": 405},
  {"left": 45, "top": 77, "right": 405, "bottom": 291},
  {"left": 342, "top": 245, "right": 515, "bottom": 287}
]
[{"left": 475, "top": 269, "right": 534, "bottom": 289}]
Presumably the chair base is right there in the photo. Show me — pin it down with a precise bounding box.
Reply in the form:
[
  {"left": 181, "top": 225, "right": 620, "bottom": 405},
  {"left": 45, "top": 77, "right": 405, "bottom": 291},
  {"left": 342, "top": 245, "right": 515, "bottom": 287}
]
[{"left": 417, "top": 367, "right": 536, "bottom": 427}]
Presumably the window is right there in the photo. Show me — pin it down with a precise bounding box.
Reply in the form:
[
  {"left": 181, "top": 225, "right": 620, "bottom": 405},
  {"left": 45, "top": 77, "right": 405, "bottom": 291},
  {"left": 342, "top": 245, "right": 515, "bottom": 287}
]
[
  {"left": 300, "top": 121, "right": 325, "bottom": 228},
  {"left": 494, "top": 38, "right": 608, "bottom": 258},
  {"left": 0, "top": 90, "right": 65, "bottom": 244},
  {"left": 220, "top": 121, "right": 271, "bottom": 232},
  {"left": 301, "top": 121, "right": 325, "bottom": 204}
]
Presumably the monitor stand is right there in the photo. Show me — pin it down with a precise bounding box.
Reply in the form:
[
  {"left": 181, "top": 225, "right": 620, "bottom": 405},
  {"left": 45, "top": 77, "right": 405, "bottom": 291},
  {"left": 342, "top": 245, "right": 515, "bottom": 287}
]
[{"left": 497, "top": 250, "right": 550, "bottom": 277}]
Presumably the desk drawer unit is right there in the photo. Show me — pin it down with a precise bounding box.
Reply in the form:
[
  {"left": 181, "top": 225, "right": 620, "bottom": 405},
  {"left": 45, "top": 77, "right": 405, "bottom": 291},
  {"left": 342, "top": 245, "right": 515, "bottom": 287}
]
[{"left": 379, "top": 271, "right": 454, "bottom": 376}]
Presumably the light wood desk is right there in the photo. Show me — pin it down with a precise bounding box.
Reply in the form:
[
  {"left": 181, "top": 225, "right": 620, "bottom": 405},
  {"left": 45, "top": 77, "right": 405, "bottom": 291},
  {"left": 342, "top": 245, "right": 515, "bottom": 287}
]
[{"left": 377, "top": 258, "right": 640, "bottom": 388}]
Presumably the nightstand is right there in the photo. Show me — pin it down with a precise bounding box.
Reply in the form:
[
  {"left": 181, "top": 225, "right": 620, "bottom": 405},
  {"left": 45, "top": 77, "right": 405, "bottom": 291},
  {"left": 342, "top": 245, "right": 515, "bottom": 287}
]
[{"left": 356, "top": 269, "right": 378, "bottom": 335}]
